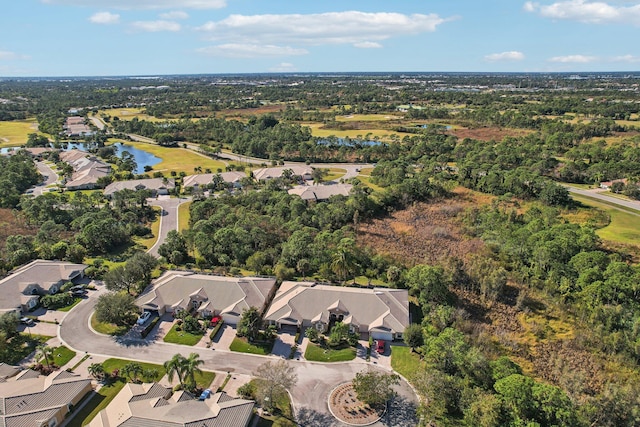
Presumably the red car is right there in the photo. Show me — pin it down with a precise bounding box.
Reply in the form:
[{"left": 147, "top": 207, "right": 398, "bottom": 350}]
[{"left": 375, "top": 339, "right": 385, "bottom": 354}]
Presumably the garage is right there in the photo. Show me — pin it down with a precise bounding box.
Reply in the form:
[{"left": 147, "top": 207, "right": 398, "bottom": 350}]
[
  {"left": 370, "top": 329, "right": 393, "bottom": 341},
  {"left": 222, "top": 312, "right": 239, "bottom": 325}
]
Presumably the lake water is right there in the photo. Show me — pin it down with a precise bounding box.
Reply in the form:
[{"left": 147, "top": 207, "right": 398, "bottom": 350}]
[{"left": 65, "top": 143, "right": 161, "bottom": 174}]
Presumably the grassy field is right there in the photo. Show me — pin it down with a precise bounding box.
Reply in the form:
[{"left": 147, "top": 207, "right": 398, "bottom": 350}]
[
  {"left": 178, "top": 201, "right": 191, "bottom": 232},
  {"left": 49, "top": 345, "right": 76, "bottom": 367},
  {"left": 323, "top": 167, "right": 346, "bottom": 181},
  {"left": 571, "top": 194, "right": 640, "bottom": 245},
  {"left": 134, "top": 206, "right": 162, "bottom": 250},
  {"left": 390, "top": 346, "right": 425, "bottom": 380},
  {"left": 304, "top": 123, "right": 403, "bottom": 140},
  {"left": 163, "top": 323, "right": 204, "bottom": 346},
  {"left": 97, "top": 108, "right": 165, "bottom": 123},
  {"left": 118, "top": 141, "right": 227, "bottom": 175},
  {"left": 0, "top": 119, "right": 42, "bottom": 146},
  {"left": 229, "top": 337, "right": 273, "bottom": 355},
  {"left": 334, "top": 114, "right": 403, "bottom": 122},
  {"left": 90, "top": 312, "right": 130, "bottom": 336},
  {"left": 304, "top": 343, "right": 356, "bottom": 362}
]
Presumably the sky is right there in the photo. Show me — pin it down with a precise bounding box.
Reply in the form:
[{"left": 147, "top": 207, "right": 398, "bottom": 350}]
[{"left": 1, "top": 0, "right": 640, "bottom": 76}]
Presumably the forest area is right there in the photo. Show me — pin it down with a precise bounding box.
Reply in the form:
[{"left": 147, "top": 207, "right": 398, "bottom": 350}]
[{"left": 1, "top": 73, "right": 640, "bottom": 426}]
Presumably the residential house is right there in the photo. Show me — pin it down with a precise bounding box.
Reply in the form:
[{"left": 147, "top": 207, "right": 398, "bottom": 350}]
[
  {"left": 89, "top": 382, "right": 254, "bottom": 427},
  {"left": 288, "top": 183, "right": 353, "bottom": 201},
  {"left": 264, "top": 282, "right": 410, "bottom": 341},
  {"left": 0, "top": 367, "right": 92, "bottom": 427},
  {"left": 60, "top": 149, "right": 111, "bottom": 190},
  {"left": 182, "top": 171, "right": 246, "bottom": 190},
  {"left": 600, "top": 178, "right": 628, "bottom": 190},
  {"left": 104, "top": 178, "right": 175, "bottom": 198},
  {"left": 252, "top": 165, "right": 314, "bottom": 182},
  {"left": 63, "top": 116, "right": 94, "bottom": 137},
  {"left": 0, "top": 260, "right": 87, "bottom": 314},
  {"left": 135, "top": 271, "right": 276, "bottom": 325}
]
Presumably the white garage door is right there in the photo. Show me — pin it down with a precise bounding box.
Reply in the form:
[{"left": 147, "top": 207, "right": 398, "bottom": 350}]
[
  {"left": 222, "top": 313, "right": 239, "bottom": 325},
  {"left": 370, "top": 331, "right": 393, "bottom": 341}
]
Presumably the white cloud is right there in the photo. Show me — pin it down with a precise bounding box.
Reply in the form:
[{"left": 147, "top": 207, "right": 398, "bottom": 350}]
[
  {"left": 89, "top": 11, "right": 120, "bottom": 24},
  {"left": 611, "top": 54, "right": 640, "bottom": 62},
  {"left": 484, "top": 51, "right": 525, "bottom": 61},
  {"left": 159, "top": 11, "right": 189, "bottom": 20},
  {"left": 548, "top": 54, "right": 598, "bottom": 62},
  {"left": 197, "top": 44, "right": 308, "bottom": 58},
  {"left": 524, "top": 0, "right": 640, "bottom": 24},
  {"left": 198, "top": 11, "right": 451, "bottom": 47},
  {"left": 42, "top": 0, "right": 225, "bottom": 9},
  {"left": 269, "top": 62, "right": 297, "bottom": 72},
  {"left": 354, "top": 41, "right": 383, "bottom": 49},
  {"left": 131, "top": 20, "right": 181, "bottom": 32},
  {"left": 0, "top": 51, "right": 29, "bottom": 60}
]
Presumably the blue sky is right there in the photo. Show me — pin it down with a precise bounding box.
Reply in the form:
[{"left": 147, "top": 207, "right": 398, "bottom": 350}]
[{"left": 1, "top": 0, "right": 640, "bottom": 76}]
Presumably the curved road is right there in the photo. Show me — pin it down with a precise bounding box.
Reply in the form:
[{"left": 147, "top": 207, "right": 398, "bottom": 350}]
[
  {"left": 147, "top": 196, "right": 190, "bottom": 258},
  {"left": 32, "top": 161, "right": 59, "bottom": 196},
  {"left": 59, "top": 287, "right": 418, "bottom": 426}
]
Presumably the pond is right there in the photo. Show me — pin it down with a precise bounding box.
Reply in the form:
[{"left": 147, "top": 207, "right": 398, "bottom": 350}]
[{"left": 64, "top": 142, "right": 161, "bottom": 174}]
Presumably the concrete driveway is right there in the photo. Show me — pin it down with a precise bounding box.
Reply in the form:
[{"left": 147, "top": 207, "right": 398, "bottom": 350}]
[
  {"left": 210, "top": 324, "right": 236, "bottom": 351},
  {"left": 272, "top": 330, "right": 297, "bottom": 358},
  {"left": 147, "top": 196, "right": 190, "bottom": 258}
]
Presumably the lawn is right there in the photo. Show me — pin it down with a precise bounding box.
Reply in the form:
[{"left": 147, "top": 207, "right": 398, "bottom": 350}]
[
  {"left": 101, "top": 358, "right": 165, "bottom": 379},
  {"left": 57, "top": 297, "right": 83, "bottom": 312},
  {"left": 163, "top": 323, "right": 205, "bottom": 346},
  {"left": 134, "top": 206, "right": 162, "bottom": 250},
  {"left": 571, "top": 194, "right": 640, "bottom": 245},
  {"left": 390, "top": 346, "right": 425, "bottom": 380},
  {"left": 334, "top": 114, "right": 403, "bottom": 122},
  {"left": 90, "top": 312, "right": 130, "bottom": 336},
  {"left": 97, "top": 108, "right": 165, "bottom": 123},
  {"left": 229, "top": 337, "right": 273, "bottom": 355},
  {"left": 322, "top": 167, "right": 346, "bottom": 181},
  {"left": 66, "top": 380, "right": 126, "bottom": 427},
  {"left": 304, "top": 123, "right": 403, "bottom": 140},
  {"left": 120, "top": 141, "right": 227, "bottom": 175},
  {"left": 178, "top": 200, "right": 192, "bottom": 232},
  {"left": 0, "top": 119, "right": 43, "bottom": 147},
  {"left": 2, "top": 334, "right": 52, "bottom": 365},
  {"left": 304, "top": 342, "right": 356, "bottom": 362},
  {"left": 49, "top": 345, "right": 76, "bottom": 367}
]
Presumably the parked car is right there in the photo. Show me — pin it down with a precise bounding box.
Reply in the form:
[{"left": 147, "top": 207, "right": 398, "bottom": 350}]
[
  {"left": 136, "top": 311, "right": 152, "bottom": 325},
  {"left": 198, "top": 389, "right": 212, "bottom": 401},
  {"left": 69, "top": 285, "right": 85, "bottom": 292},
  {"left": 20, "top": 317, "right": 35, "bottom": 327},
  {"left": 375, "top": 339, "right": 385, "bottom": 354},
  {"left": 71, "top": 290, "right": 87, "bottom": 297}
]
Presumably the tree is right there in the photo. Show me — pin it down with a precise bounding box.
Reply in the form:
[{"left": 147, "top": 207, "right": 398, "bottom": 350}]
[
  {"left": 406, "top": 264, "right": 451, "bottom": 308},
  {"left": 36, "top": 344, "right": 53, "bottom": 369},
  {"left": 305, "top": 327, "right": 319, "bottom": 342},
  {"left": 0, "top": 312, "right": 19, "bottom": 339},
  {"left": 164, "top": 353, "right": 187, "bottom": 389},
  {"left": 158, "top": 230, "right": 188, "bottom": 265},
  {"left": 94, "top": 292, "right": 138, "bottom": 326},
  {"left": 238, "top": 307, "right": 262, "bottom": 341},
  {"left": 104, "top": 252, "right": 157, "bottom": 294},
  {"left": 352, "top": 369, "right": 400, "bottom": 407},
  {"left": 331, "top": 241, "right": 358, "bottom": 284},
  {"left": 296, "top": 258, "right": 310, "bottom": 280},
  {"left": 329, "top": 321, "right": 349, "bottom": 346},
  {"left": 183, "top": 353, "right": 204, "bottom": 391},
  {"left": 253, "top": 359, "right": 298, "bottom": 410},
  {"left": 403, "top": 324, "right": 424, "bottom": 351},
  {"left": 122, "top": 362, "right": 143, "bottom": 383},
  {"left": 88, "top": 363, "right": 105, "bottom": 380}
]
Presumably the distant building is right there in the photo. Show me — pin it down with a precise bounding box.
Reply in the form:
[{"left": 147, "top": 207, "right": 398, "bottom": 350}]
[
  {"left": 600, "top": 178, "right": 627, "bottom": 190},
  {"left": 288, "top": 183, "right": 353, "bottom": 201},
  {"left": 88, "top": 383, "right": 254, "bottom": 427},
  {"left": 252, "top": 165, "right": 314, "bottom": 181},
  {"left": 0, "top": 260, "right": 87, "bottom": 314},
  {"left": 264, "top": 282, "right": 410, "bottom": 341},
  {"left": 0, "top": 367, "right": 92, "bottom": 427},
  {"left": 63, "top": 116, "right": 94, "bottom": 137},
  {"left": 104, "top": 177, "right": 175, "bottom": 198},
  {"left": 136, "top": 271, "right": 276, "bottom": 325},
  {"left": 182, "top": 171, "right": 246, "bottom": 189}
]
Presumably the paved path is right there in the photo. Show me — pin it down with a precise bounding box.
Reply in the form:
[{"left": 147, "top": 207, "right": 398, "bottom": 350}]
[
  {"left": 567, "top": 186, "right": 640, "bottom": 214},
  {"left": 58, "top": 287, "right": 418, "bottom": 426},
  {"left": 32, "top": 161, "right": 59, "bottom": 196},
  {"left": 147, "top": 196, "right": 190, "bottom": 258}
]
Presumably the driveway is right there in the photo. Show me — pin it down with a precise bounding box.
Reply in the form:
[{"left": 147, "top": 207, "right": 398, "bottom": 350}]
[
  {"left": 59, "top": 291, "right": 419, "bottom": 425},
  {"left": 272, "top": 330, "right": 297, "bottom": 358},
  {"left": 210, "top": 324, "right": 236, "bottom": 351},
  {"left": 32, "top": 161, "right": 59, "bottom": 196},
  {"left": 147, "top": 196, "right": 190, "bottom": 258}
]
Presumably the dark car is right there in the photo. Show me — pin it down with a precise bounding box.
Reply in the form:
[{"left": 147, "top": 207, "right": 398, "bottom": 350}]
[{"left": 71, "top": 290, "right": 87, "bottom": 297}]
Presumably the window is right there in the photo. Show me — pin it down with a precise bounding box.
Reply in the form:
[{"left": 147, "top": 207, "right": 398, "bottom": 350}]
[{"left": 48, "top": 418, "right": 58, "bottom": 427}]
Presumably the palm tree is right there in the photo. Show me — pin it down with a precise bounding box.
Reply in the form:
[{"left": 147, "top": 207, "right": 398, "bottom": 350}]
[
  {"left": 123, "top": 362, "right": 143, "bottom": 383},
  {"left": 88, "top": 363, "right": 105, "bottom": 380},
  {"left": 331, "top": 248, "right": 356, "bottom": 284},
  {"left": 36, "top": 344, "right": 53, "bottom": 369},
  {"left": 183, "top": 353, "right": 204, "bottom": 391},
  {"left": 164, "top": 354, "right": 187, "bottom": 388}
]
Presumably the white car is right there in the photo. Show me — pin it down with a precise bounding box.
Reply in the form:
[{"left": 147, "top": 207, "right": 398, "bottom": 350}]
[{"left": 136, "top": 311, "right": 151, "bottom": 325}]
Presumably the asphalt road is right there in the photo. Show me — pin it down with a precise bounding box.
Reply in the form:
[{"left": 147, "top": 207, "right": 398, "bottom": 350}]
[
  {"left": 567, "top": 186, "right": 640, "bottom": 214},
  {"left": 147, "top": 196, "right": 190, "bottom": 258},
  {"left": 59, "top": 286, "right": 418, "bottom": 426},
  {"left": 32, "top": 161, "right": 59, "bottom": 196}
]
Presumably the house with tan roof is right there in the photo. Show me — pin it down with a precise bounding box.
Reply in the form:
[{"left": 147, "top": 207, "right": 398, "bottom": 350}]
[
  {"left": 252, "top": 165, "right": 314, "bottom": 181},
  {"left": 264, "top": 282, "right": 410, "bottom": 341},
  {"left": 60, "top": 149, "right": 111, "bottom": 190},
  {"left": 104, "top": 177, "right": 175, "bottom": 198},
  {"left": 135, "top": 271, "right": 277, "bottom": 325},
  {"left": 0, "top": 367, "right": 92, "bottom": 427},
  {"left": 288, "top": 183, "right": 353, "bottom": 201},
  {"left": 88, "top": 382, "right": 254, "bottom": 427},
  {"left": 0, "top": 260, "right": 87, "bottom": 314},
  {"left": 182, "top": 171, "right": 246, "bottom": 189}
]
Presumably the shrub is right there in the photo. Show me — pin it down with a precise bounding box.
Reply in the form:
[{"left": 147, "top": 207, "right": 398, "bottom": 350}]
[
  {"left": 141, "top": 316, "right": 160, "bottom": 338},
  {"left": 40, "top": 292, "right": 74, "bottom": 309},
  {"left": 209, "top": 320, "right": 224, "bottom": 340},
  {"left": 237, "top": 382, "right": 256, "bottom": 399}
]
